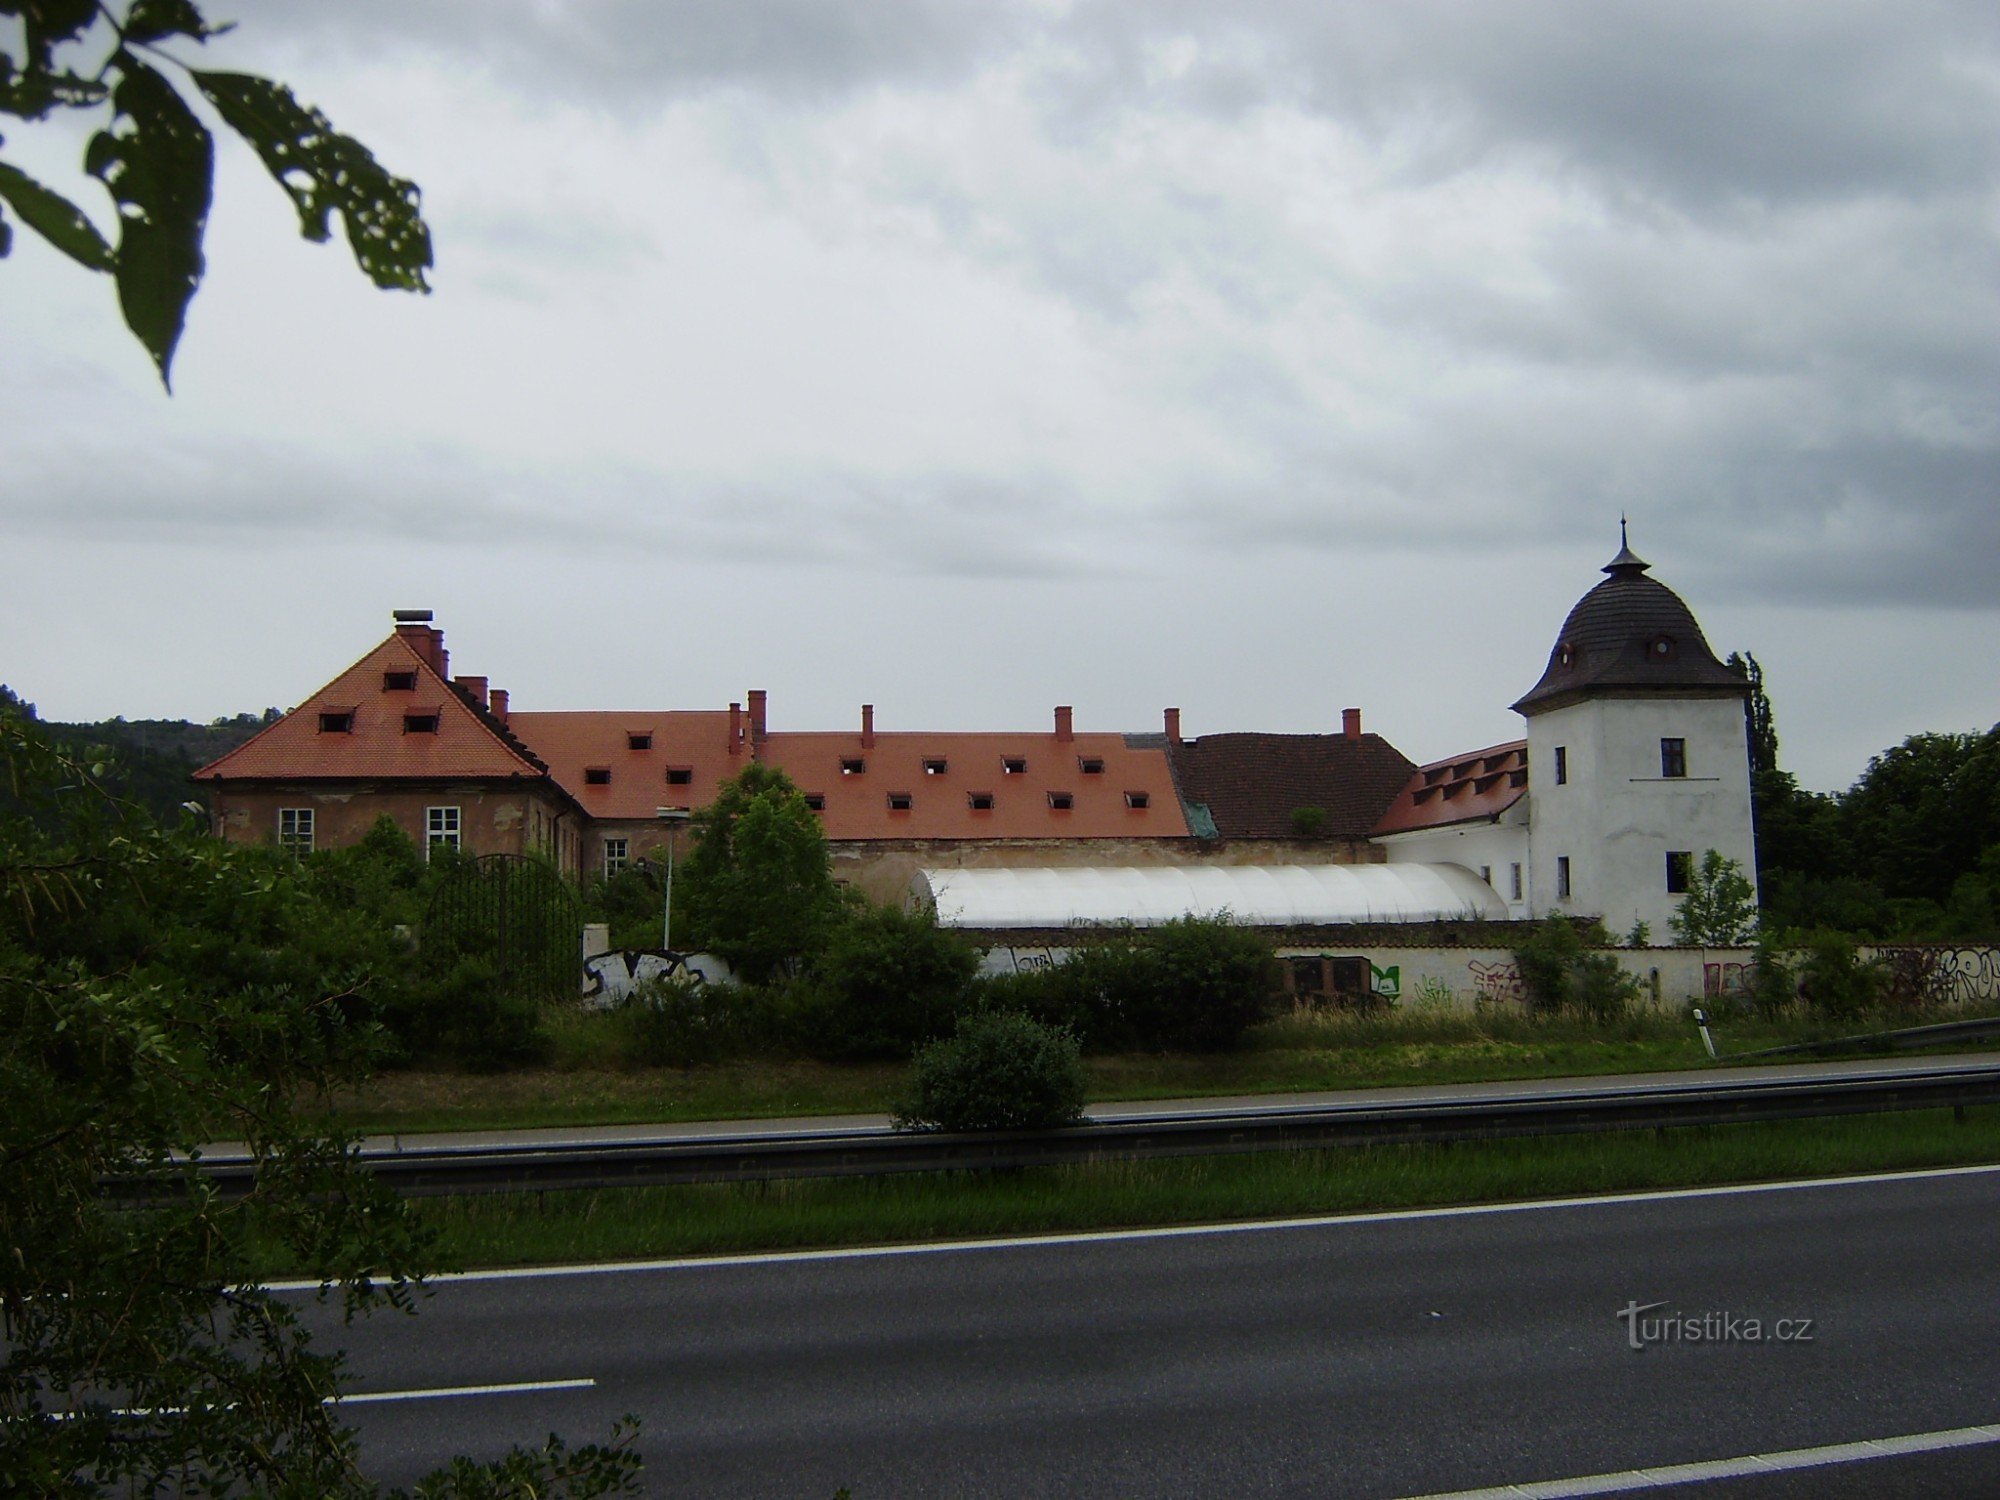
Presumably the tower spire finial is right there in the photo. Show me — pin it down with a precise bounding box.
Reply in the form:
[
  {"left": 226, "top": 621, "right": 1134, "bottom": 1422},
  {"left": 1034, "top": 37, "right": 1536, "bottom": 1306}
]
[{"left": 1603, "top": 516, "right": 1649, "bottom": 577}]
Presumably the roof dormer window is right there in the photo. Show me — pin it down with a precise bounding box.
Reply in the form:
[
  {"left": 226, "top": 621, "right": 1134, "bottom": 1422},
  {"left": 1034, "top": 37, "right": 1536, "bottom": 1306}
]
[
  {"left": 1557, "top": 642, "right": 1576, "bottom": 669},
  {"left": 1078, "top": 757, "right": 1105, "bottom": 775},
  {"left": 1124, "top": 791, "right": 1150, "bottom": 809},
  {"left": 627, "top": 732, "right": 652, "bottom": 751},
  {"left": 584, "top": 767, "right": 611, "bottom": 785},
  {"left": 318, "top": 711, "right": 354, "bottom": 734},
  {"left": 968, "top": 792, "right": 995, "bottom": 811},
  {"left": 403, "top": 713, "right": 440, "bottom": 735},
  {"left": 887, "top": 791, "right": 913, "bottom": 811},
  {"left": 1649, "top": 635, "right": 1678, "bottom": 662},
  {"left": 383, "top": 670, "right": 417, "bottom": 692},
  {"left": 1048, "top": 791, "right": 1074, "bottom": 810},
  {"left": 1003, "top": 757, "right": 1027, "bottom": 775},
  {"left": 923, "top": 757, "right": 948, "bottom": 776},
  {"left": 805, "top": 793, "right": 826, "bottom": 811},
  {"left": 841, "top": 757, "right": 866, "bottom": 775}
]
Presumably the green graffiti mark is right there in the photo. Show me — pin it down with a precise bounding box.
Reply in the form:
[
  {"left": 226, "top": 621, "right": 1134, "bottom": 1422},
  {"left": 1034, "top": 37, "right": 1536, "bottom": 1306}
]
[{"left": 1370, "top": 964, "right": 1401, "bottom": 998}]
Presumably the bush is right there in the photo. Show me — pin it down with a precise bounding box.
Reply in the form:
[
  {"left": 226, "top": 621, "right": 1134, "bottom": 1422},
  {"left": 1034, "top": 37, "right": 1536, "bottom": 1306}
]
[
  {"left": 1514, "top": 919, "right": 1640, "bottom": 1022},
  {"left": 894, "top": 1010, "right": 1087, "bottom": 1132},
  {"left": 794, "top": 905, "right": 980, "bottom": 1061},
  {"left": 1794, "top": 931, "right": 1886, "bottom": 1022},
  {"left": 982, "top": 916, "right": 1278, "bottom": 1053},
  {"left": 609, "top": 978, "right": 781, "bottom": 1068},
  {"left": 379, "top": 956, "right": 553, "bottom": 1072}
]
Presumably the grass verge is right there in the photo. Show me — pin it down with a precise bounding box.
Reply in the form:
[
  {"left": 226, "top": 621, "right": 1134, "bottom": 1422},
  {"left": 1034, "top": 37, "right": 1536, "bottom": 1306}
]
[
  {"left": 318, "top": 1106, "right": 2000, "bottom": 1273},
  {"left": 328, "top": 1005, "right": 1997, "bottom": 1136}
]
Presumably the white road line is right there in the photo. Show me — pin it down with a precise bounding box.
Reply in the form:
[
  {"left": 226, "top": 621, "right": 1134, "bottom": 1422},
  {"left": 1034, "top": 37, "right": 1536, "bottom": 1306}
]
[
  {"left": 260, "top": 1160, "right": 2000, "bottom": 1290},
  {"left": 1399, "top": 1419, "right": 2000, "bottom": 1497},
  {"left": 334, "top": 1377, "right": 596, "bottom": 1405}
]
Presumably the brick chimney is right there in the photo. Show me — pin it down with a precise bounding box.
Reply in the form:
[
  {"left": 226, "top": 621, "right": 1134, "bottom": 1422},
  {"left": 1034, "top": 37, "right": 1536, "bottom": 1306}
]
[
  {"left": 1342, "top": 707, "right": 1362, "bottom": 740},
  {"left": 1164, "top": 707, "right": 1182, "bottom": 744},
  {"left": 1055, "top": 705, "right": 1074, "bottom": 743},
  {"left": 456, "top": 675, "right": 488, "bottom": 709},
  {"left": 748, "top": 688, "right": 768, "bottom": 744},
  {"left": 489, "top": 688, "right": 510, "bottom": 726},
  {"left": 728, "top": 701, "right": 742, "bottom": 754},
  {"left": 861, "top": 704, "right": 876, "bottom": 748},
  {"left": 392, "top": 609, "right": 445, "bottom": 676}
]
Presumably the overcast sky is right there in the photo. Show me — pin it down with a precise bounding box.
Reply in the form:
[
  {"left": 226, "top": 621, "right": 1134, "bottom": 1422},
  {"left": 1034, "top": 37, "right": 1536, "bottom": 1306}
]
[{"left": 6, "top": 1, "right": 1997, "bottom": 793}]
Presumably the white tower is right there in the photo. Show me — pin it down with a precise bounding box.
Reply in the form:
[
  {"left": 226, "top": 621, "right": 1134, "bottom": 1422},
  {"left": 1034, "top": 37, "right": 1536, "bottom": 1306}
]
[{"left": 1511, "top": 529, "right": 1758, "bottom": 940}]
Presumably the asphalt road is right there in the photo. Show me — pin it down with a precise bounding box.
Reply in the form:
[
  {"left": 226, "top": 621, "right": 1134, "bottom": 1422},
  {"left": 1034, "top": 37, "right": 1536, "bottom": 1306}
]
[{"left": 294, "top": 1163, "right": 2000, "bottom": 1497}]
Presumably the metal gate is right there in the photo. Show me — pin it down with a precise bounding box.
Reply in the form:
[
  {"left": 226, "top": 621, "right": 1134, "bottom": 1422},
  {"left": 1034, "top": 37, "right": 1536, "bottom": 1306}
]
[{"left": 425, "top": 854, "right": 580, "bottom": 998}]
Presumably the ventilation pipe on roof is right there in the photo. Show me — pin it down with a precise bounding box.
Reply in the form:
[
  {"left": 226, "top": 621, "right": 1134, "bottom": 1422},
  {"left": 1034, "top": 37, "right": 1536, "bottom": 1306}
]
[
  {"left": 861, "top": 704, "right": 875, "bottom": 748},
  {"left": 1164, "top": 707, "right": 1182, "bottom": 744},
  {"left": 1055, "top": 705, "right": 1074, "bottom": 743},
  {"left": 748, "top": 689, "right": 768, "bottom": 744},
  {"left": 456, "top": 675, "right": 488, "bottom": 709},
  {"left": 728, "top": 702, "right": 742, "bottom": 754},
  {"left": 489, "top": 688, "right": 510, "bottom": 726},
  {"left": 1343, "top": 708, "right": 1362, "bottom": 740}
]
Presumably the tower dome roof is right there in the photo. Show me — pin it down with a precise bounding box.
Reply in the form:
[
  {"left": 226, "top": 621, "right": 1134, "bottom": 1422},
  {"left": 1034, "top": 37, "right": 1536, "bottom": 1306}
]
[{"left": 1510, "top": 528, "right": 1747, "bottom": 717}]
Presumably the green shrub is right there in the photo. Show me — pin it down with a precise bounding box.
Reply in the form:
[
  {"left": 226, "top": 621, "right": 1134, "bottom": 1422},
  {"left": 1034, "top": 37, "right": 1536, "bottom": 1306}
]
[
  {"left": 794, "top": 905, "right": 980, "bottom": 1061},
  {"left": 1514, "top": 919, "right": 1639, "bottom": 1022},
  {"left": 979, "top": 916, "right": 1277, "bottom": 1053},
  {"left": 610, "top": 978, "right": 781, "bottom": 1068},
  {"left": 380, "top": 956, "right": 552, "bottom": 1072},
  {"left": 1794, "top": 931, "right": 1886, "bottom": 1022},
  {"left": 894, "top": 1010, "right": 1086, "bottom": 1132}
]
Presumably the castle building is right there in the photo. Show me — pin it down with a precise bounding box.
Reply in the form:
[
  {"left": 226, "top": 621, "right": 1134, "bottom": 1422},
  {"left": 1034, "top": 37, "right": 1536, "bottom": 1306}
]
[{"left": 194, "top": 534, "right": 1756, "bottom": 939}]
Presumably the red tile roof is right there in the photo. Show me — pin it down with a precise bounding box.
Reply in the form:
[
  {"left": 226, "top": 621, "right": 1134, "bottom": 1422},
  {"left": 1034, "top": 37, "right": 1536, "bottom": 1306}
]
[
  {"left": 506, "top": 711, "right": 738, "bottom": 821},
  {"left": 1165, "top": 733, "right": 1416, "bottom": 838},
  {"left": 1371, "top": 740, "right": 1528, "bottom": 836},
  {"left": 757, "top": 731, "right": 1189, "bottom": 841},
  {"left": 194, "top": 636, "right": 547, "bottom": 783}
]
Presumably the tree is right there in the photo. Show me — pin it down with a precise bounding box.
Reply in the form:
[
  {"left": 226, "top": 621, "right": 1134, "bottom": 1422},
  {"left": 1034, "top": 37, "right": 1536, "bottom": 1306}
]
[
  {"left": 1725, "top": 651, "right": 1780, "bottom": 776},
  {"left": 1669, "top": 849, "right": 1760, "bottom": 946},
  {"left": 675, "top": 764, "right": 842, "bottom": 985},
  {"left": 1, "top": 1, "right": 431, "bottom": 385},
  {"left": 1, "top": 707, "right": 635, "bottom": 1493}
]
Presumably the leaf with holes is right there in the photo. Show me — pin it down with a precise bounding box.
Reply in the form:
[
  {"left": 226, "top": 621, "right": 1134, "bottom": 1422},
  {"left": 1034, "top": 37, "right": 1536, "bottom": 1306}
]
[
  {"left": 0, "top": 157, "right": 114, "bottom": 269},
  {"left": 123, "top": 0, "right": 227, "bottom": 46},
  {"left": 15, "top": 0, "right": 97, "bottom": 71},
  {"left": 85, "top": 55, "right": 212, "bottom": 385},
  {"left": 192, "top": 69, "right": 431, "bottom": 293}
]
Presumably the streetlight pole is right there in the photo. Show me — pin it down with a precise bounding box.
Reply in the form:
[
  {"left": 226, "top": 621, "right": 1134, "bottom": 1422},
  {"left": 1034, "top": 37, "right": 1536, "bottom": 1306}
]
[{"left": 656, "top": 807, "right": 691, "bottom": 952}]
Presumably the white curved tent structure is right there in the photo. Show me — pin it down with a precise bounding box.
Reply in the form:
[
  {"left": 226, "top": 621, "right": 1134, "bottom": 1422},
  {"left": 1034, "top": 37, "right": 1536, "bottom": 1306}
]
[{"left": 912, "top": 863, "right": 1508, "bottom": 930}]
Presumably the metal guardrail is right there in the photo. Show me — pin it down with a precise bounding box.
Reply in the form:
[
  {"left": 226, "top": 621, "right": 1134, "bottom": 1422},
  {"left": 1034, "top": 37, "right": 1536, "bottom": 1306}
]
[{"left": 166, "top": 1064, "right": 2000, "bottom": 1200}]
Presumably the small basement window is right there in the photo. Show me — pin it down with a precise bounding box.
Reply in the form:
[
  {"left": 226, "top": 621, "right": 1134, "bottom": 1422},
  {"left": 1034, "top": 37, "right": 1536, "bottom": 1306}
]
[
  {"left": 887, "top": 792, "right": 913, "bottom": 812},
  {"left": 627, "top": 732, "right": 652, "bottom": 751},
  {"left": 665, "top": 767, "right": 693, "bottom": 786},
  {"left": 403, "top": 713, "right": 440, "bottom": 734},
  {"left": 1048, "top": 791, "right": 1074, "bottom": 810},
  {"left": 923, "top": 757, "right": 948, "bottom": 776},
  {"left": 841, "top": 757, "right": 866, "bottom": 776},
  {"left": 584, "top": 767, "right": 611, "bottom": 786},
  {"left": 1003, "top": 757, "right": 1027, "bottom": 775},
  {"left": 382, "top": 670, "right": 417, "bottom": 691},
  {"left": 1078, "top": 757, "right": 1105, "bottom": 775},
  {"left": 1124, "top": 790, "right": 1150, "bottom": 809},
  {"left": 968, "top": 792, "right": 995, "bottom": 811},
  {"left": 804, "top": 793, "right": 826, "bottom": 812}
]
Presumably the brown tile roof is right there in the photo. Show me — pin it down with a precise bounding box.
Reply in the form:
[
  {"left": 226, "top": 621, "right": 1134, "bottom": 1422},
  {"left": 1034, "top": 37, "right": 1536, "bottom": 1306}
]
[
  {"left": 506, "top": 711, "right": 738, "bottom": 821},
  {"left": 1165, "top": 732, "right": 1417, "bottom": 839},
  {"left": 1372, "top": 740, "right": 1528, "bottom": 836},
  {"left": 194, "top": 636, "right": 547, "bottom": 784},
  {"left": 758, "top": 731, "right": 1189, "bottom": 841}
]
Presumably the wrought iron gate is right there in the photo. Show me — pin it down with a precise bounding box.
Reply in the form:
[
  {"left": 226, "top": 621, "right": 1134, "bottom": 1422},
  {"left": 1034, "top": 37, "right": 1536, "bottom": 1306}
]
[{"left": 425, "top": 854, "right": 580, "bottom": 998}]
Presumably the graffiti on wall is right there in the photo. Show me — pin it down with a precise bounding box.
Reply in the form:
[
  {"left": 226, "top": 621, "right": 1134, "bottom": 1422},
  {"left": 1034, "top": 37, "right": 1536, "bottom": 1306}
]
[
  {"left": 1703, "top": 961, "right": 1755, "bottom": 1000},
  {"left": 1468, "top": 959, "right": 1525, "bottom": 1005},
  {"left": 978, "top": 946, "right": 1060, "bottom": 978},
  {"left": 581, "top": 948, "right": 731, "bottom": 1007},
  {"left": 1877, "top": 947, "right": 2000, "bottom": 1008},
  {"left": 1371, "top": 964, "right": 1402, "bottom": 1001}
]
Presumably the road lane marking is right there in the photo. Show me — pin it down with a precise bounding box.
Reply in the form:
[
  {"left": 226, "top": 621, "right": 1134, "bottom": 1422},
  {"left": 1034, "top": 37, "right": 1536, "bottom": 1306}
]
[
  {"left": 260, "top": 1160, "right": 2000, "bottom": 1289},
  {"left": 1398, "top": 1418, "right": 2000, "bottom": 1497},
  {"left": 335, "top": 1378, "right": 596, "bottom": 1405}
]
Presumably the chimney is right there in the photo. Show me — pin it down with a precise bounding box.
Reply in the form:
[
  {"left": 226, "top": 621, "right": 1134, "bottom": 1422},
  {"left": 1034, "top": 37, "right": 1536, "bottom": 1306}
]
[
  {"left": 392, "top": 609, "right": 445, "bottom": 675},
  {"left": 728, "top": 701, "right": 742, "bottom": 754},
  {"left": 1164, "top": 707, "right": 1182, "bottom": 744},
  {"left": 748, "top": 689, "right": 768, "bottom": 744},
  {"left": 861, "top": 704, "right": 876, "bottom": 749},
  {"left": 1342, "top": 707, "right": 1362, "bottom": 741},
  {"left": 456, "top": 675, "right": 488, "bottom": 709},
  {"left": 489, "top": 688, "right": 509, "bottom": 726},
  {"left": 1055, "top": 705, "right": 1074, "bottom": 743}
]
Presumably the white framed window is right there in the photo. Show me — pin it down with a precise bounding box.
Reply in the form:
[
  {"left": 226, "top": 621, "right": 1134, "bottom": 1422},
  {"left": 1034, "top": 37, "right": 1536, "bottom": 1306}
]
[
  {"left": 426, "top": 805, "right": 461, "bottom": 856},
  {"left": 604, "top": 837, "right": 630, "bottom": 878},
  {"left": 278, "top": 807, "right": 314, "bottom": 853}
]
